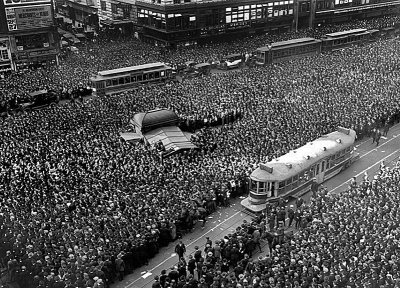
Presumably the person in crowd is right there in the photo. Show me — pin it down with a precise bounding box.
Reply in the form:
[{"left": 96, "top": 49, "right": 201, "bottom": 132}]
[
  {"left": 187, "top": 254, "right": 196, "bottom": 276},
  {"left": 375, "top": 129, "right": 382, "bottom": 146},
  {"left": 194, "top": 246, "right": 202, "bottom": 265},
  {"left": 175, "top": 241, "right": 187, "bottom": 260},
  {"left": 287, "top": 205, "right": 295, "bottom": 227},
  {"left": 115, "top": 254, "right": 126, "bottom": 281}
]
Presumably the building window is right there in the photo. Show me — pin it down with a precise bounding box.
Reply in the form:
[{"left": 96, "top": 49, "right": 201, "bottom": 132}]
[
  {"left": 101, "top": 1, "right": 106, "bottom": 11},
  {"left": 111, "top": 3, "right": 118, "bottom": 14},
  {"left": 123, "top": 5, "right": 131, "bottom": 19},
  {"left": 15, "top": 34, "right": 49, "bottom": 50},
  {"left": 0, "top": 49, "right": 9, "bottom": 61}
]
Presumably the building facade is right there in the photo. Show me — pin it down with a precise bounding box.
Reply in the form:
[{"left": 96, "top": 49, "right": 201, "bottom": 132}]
[
  {"left": 57, "top": 0, "right": 99, "bottom": 31},
  {"left": 0, "top": 0, "right": 60, "bottom": 71},
  {"left": 56, "top": 0, "right": 136, "bottom": 34},
  {"left": 137, "top": 0, "right": 296, "bottom": 47},
  {"left": 136, "top": 0, "right": 400, "bottom": 46}
]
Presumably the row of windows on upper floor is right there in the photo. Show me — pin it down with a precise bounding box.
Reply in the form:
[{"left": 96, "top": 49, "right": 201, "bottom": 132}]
[{"left": 137, "top": 0, "right": 390, "bottom": 15}]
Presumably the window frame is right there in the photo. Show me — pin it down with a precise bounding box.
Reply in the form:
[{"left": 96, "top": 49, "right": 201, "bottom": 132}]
[{"left": 101, "top": 0, "right": 106, "bottom": 11}]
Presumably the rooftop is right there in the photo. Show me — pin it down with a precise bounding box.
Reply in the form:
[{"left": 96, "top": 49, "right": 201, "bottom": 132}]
[{"left": 251, "top": 128, "right": 356, "bottom": 182}]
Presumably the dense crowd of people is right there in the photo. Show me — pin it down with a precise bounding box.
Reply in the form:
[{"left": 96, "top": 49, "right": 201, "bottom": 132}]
[
  {"left": 152, "top": 160, "right": 400, "bottom": 288},
  {"left": 1, "top": 15, "right": 400, "bottom": 106},
  {"left": 1, "top": 15, "right": 400, "bottom": 288}
]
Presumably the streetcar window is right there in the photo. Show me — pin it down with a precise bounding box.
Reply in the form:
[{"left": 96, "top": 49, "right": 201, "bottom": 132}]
[
  {"left": 161, "top": 71, "right": 165, "bottom": 77},
  {"left": 149, "top": 73, "right": 154, "bottom": 80},
  {"left": 316, "top": 164, "right": 320, "bottom": 175},
  {"left": 298, "top": 171, "right": 304, "bottom": 183},
  {"left": 137, "top": 75, "right": 143, "bottom": 81},
  {"left": 310, "top": 166, "right": 315, "bottom": 177},
  {"left": 293, "top": 174, "right": 298, "bottom": 182},
  {"left": 279, "top": 181, "right": 285, "bottom": 188},
  {"left": 119, "top": 78, "right": 124, "bottom": 85},
  {"left": 131, "top": 76, "right": 136, "bottom": 82},
  {"left": 143, "top": 74, "right": 148, "bottom": 81},
  {"left": 270, "top": 183, "right": 275, "bottom": 196},
  {"left": 112, "top": 79, "right": 118, "bottom": 86},
  {"left": 286, "top": 178, "right": 292, "bottom": 186},
  {"left": 106, "top": 80, "right": 112, "bottom": 87},
  {"left": 125, "top": 76, "right": 131, "bottom": 84},
  {"left": 258, "top": 182, "right": 268, "bottom": 193},
  {"left": 155, "top": 71, "right": 160, "bottom": 78},
  {"left": 321, "top": 161, "right": 325, "bottom": 172},
  {"left": 250, "top": 180, "right": 257, "bottom": 190}
]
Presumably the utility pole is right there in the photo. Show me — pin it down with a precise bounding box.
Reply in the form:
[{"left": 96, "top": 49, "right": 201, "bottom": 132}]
[
  {"left": 293, "top": 0, "right": 300, "bottom": 32},
  {"left": 309, "top": 0, "right": 316, "bottom": 29}
]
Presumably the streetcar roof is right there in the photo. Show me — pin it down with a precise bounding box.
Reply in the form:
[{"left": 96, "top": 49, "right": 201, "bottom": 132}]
[
  {"left": 251, "top": 128, "right": 356, "bottom": 182},
  {"left": 29, "top": 89, "right": 48, "bottom": 96},
  {"left": 325, "top": 28, "right": 367, "bottom": 38},
  {"left": 271, "top": 37, "right": 317, "bottom": 47},
  {"left": 97, "top": 62, "right": 169, "bottom": 77},
  {"left": 257, "top": 38, "right": 320, "bottom": 52}
]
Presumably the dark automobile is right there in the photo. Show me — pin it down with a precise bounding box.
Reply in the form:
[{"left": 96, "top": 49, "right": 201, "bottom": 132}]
[{"left": 20, "top": 90, "right": 59, "bottom": 110}]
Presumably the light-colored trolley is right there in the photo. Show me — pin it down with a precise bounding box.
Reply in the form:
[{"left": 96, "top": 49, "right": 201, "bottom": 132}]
[
  {"left": 90, "top": 62, "right": 172, "bottom": 96},
  {"left": 241, "top": 127, "right": 358, "bottom": 212}
]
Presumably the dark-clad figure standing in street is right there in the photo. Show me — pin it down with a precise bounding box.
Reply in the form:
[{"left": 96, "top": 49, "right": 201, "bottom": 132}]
[
  {"left": 175, "top": 240, "right": 186, "bottom": 260},
  {"left": 115, "top": 254, "right": 126, "bottom": 281}
]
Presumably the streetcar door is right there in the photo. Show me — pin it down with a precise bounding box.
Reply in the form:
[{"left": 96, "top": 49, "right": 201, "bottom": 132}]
[
  {"left": 95, "top": 81, "right": 105, "bottom": 96},
  {"left": 315, "top": 161, "right": 325, "bottom": 183}
]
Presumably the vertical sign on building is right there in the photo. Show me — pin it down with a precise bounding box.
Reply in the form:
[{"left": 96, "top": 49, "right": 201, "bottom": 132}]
[{"left": 5, "top": 7, "right": 17, "bottom": 30}]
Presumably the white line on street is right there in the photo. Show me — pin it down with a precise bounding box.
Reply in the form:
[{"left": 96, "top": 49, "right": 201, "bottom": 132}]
[
  {"left": 125, "top": 211, "right": 241, "bottom": 288},
  {"left": 329, "top": 149, "right": 400, "bottom": 194},
  {"left": 358, "top": 133, "right": 399, "bottom": 160}
]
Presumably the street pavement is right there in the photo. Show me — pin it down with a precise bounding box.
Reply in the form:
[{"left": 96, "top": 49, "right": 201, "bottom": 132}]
[{"left": 113, "top": 123, "right": 400, "bottom": 288}]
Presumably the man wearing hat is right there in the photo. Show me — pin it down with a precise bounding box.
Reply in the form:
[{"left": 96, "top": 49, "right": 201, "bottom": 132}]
[
  {"left": 288, "top": 205, "right": 295, "bottom": 227},
  {"left": 187, "top": 254, "right": 196, "bottom": 276},
  {"left": 152, "top": 275, "right": 162, "bottom": 288},
  {"left": 115, "top": 253, "right": 125, "bottom": 281},
  {"left": 169, "top": 266, "right": 179, "bottom": 282},
  {"left": 194, "top": 246, "right": 202, "bottom": 264},
  {"left": 175, "top": 240, "right": 186, "bottom": 260},
  {"left": 205, "top": 237, "right": 212, "bottom": 248},
  {"left": 206, "top": 251, "right": 215, "bottom": 265},
  {"left": 296, "top": 197, "right": 304, "bottom": 209},
  {"left": 311, "top": 178, "right": 319, "bottom": 198}
]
